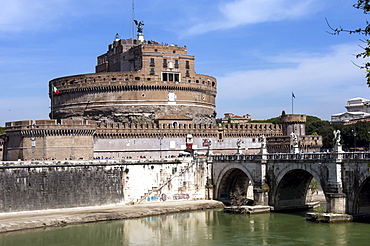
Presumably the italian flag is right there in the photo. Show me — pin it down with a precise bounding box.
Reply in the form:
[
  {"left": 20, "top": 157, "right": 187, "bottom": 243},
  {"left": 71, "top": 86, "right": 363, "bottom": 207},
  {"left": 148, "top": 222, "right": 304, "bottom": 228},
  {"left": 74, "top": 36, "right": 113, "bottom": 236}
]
[{"left": 52, "top": 84, "right": 60, "bottom": 95}]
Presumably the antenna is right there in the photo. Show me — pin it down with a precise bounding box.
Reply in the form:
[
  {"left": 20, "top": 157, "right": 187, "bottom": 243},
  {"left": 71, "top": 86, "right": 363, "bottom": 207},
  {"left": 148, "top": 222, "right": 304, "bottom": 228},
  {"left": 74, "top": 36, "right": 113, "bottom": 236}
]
[{"left": 132, "top": 0, "right": 135, "bottom": 39}]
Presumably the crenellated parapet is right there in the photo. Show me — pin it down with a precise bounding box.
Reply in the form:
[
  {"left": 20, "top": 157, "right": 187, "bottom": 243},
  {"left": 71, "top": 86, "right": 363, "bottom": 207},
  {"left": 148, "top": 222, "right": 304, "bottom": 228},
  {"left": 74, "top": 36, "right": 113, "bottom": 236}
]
[
  {"left": 220, "top": 123, "right": 282, "bottom": 138},
  {"left": 49, "top": 72, "right": 216, "bottom": 96},
  {"left": 6, "top": 119, "right": 96, "bottom": 137},
  {"left": 95, "top": 122, "right": 283, "bottom": 139},
  {"left": 5, "top": 119, "right": 95, "bottom": 161}
]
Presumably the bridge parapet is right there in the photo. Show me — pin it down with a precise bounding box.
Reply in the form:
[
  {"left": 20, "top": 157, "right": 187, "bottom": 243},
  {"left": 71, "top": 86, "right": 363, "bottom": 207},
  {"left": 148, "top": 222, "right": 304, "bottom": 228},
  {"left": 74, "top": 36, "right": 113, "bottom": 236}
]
[
  {"left": 212, "top": 154, "right": 262, "bottom": 162},
  {"left": 212, "top": 152, "right": 370, "bottom": 163}
]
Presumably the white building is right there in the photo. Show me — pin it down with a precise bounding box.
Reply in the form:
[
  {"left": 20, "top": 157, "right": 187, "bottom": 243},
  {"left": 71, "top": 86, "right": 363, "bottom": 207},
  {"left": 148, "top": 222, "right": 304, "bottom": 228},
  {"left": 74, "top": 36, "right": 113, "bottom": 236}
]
[{"left": 331, "top": 97, "right": 370, "bottom": 123}]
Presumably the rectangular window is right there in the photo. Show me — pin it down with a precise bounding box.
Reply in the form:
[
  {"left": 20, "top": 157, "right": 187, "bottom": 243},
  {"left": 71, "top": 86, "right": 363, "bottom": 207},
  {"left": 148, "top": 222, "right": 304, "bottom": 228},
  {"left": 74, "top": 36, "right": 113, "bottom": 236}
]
[
  {"left": 162, "top": 72, "right": 180, "bottom": 82},
  {"left": 162, "top": 73, "right": 168, "bottom": 81},
  {"left": 175, "top": 60, "right": 179, "bottom": 68},
  {"left": 163, "top": 59, "right": 167, "bottom": 68},
  {"left": 150, "top": 68, "right": 155, "bottom": 75},
  {"left": 150, "top": 58, "right": 155, "bottom": 67},
  {"left": 186, "top": 70, "right": 190, "bottom": 77},
  {"left": 186, "top": 61, "right": 190, "bottom": 69}
]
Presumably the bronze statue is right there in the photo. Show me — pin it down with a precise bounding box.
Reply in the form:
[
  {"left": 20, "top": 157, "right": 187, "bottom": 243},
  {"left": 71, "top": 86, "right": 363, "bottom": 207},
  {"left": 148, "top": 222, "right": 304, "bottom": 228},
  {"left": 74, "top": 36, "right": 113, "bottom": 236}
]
[{"left": 134, "top": 20, "right": 144, "bottom": 34}]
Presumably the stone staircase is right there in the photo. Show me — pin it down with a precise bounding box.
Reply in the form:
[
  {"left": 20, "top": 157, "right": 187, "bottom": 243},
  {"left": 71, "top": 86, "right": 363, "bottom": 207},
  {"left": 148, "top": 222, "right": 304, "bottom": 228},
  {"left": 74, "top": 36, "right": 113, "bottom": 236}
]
[{"left": 137, "top": 161, "right": 195, "bottom": 204}]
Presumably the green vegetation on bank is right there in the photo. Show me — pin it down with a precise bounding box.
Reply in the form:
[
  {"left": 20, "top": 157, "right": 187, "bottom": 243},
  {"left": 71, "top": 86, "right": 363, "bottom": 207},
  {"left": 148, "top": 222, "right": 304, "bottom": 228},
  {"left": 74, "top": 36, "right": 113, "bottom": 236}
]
[
  {"left": 306, "top": 117, "right": 370, "bottom": 150},
  {"left": 0, "top": 127, "right": 4, "bottom": 135}
]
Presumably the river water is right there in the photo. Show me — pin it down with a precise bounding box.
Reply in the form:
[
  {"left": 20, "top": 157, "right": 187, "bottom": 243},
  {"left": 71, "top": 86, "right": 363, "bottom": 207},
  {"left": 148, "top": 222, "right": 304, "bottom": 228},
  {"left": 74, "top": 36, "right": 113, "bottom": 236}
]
[{"left": 1, "top": 209, "right": 370, "bottom": 246}]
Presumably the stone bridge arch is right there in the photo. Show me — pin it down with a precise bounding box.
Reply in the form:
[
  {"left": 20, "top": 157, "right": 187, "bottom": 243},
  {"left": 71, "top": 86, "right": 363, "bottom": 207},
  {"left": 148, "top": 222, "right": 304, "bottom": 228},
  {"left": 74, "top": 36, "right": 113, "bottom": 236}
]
[
  {"left": 352, "top": 171, "right": 370, "bottom": 216},
  {"left": 214, "top": 164, "right": 255, "bottom": 204},
  {"left": 268, "top": 164, "right": 327, "bottom": 210}
]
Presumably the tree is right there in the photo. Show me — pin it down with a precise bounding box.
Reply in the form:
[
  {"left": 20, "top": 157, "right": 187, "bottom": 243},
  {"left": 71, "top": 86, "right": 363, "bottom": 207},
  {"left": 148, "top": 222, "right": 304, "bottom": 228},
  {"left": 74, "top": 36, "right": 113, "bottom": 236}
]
[
  {"left": 328, "top": 0, "right": 370, "bottom": 85},
  {"left": 306, "top": 118, "right": 335, "bottom": 149}
]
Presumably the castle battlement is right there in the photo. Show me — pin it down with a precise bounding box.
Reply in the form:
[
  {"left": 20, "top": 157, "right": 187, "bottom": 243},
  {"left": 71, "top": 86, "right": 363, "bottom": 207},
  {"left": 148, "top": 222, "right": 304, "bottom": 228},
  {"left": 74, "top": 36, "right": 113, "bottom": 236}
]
[{"left": 49, "top": 72, "right": 216, "bottom": 94}]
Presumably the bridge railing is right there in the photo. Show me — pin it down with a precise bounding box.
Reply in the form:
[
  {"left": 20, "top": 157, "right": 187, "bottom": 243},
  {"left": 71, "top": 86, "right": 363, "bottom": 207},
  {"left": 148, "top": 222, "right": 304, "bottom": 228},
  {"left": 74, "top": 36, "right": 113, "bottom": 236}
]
[
  {"left": 212, "top": 154, "right": 262, "bottom": 162},
  {"left": 211, "top": 152, "right": 370, "bottom": 162},
  {"left": 266, "top": 153, "right": 335, "bottom": 161},
  {"left": 342, "top": 152, "right": 370, "bottom": 160}
]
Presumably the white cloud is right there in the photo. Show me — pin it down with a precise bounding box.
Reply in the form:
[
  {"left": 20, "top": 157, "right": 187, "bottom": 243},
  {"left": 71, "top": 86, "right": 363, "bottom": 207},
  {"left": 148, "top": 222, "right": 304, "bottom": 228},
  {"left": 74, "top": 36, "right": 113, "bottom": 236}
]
[
  {"left": 216, "top": 43, "right": 368, "bottom": 120},
  {"left": 0, "top": 0, "right": 70, "bottom": 32},
  {"left": 0, "top": 0, "right": 123, "bottom": 32},
  {"left": 185, "top": 0, "right": 321, "bottom": 35}
]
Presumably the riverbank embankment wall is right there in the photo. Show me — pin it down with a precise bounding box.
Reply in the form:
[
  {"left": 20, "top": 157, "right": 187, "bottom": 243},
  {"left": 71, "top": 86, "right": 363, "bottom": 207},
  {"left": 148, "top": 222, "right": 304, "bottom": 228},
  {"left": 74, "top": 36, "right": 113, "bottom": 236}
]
[{"left": 0, "top": 158, "right": 210, "bottom": 213}]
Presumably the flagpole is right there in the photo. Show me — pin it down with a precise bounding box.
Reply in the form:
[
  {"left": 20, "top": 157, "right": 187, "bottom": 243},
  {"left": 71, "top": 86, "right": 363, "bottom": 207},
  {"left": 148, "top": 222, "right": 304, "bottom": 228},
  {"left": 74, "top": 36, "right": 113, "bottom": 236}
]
[
  {"left": 292, "top": 93, "right": 293, "bottom": 115},
  {"left": 291, "top": 92, "right": 294, "bottom": 115},
  {"left": 51, "top": 86, "right": 53, "bottom": 119}
]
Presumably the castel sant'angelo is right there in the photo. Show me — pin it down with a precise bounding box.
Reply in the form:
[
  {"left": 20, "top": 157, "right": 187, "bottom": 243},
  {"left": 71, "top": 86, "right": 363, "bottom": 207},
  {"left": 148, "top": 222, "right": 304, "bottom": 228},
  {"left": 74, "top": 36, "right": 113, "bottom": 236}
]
[{"left": 1, "top": 24, "right": 322, "bottom": 161}]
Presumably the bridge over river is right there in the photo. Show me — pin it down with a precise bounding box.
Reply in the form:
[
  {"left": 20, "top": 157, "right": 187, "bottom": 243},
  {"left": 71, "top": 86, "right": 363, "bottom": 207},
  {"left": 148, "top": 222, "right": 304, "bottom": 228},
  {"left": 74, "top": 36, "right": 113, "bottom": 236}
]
[{"left": 211, "top": 152, "right": 370, "bottom": 216}]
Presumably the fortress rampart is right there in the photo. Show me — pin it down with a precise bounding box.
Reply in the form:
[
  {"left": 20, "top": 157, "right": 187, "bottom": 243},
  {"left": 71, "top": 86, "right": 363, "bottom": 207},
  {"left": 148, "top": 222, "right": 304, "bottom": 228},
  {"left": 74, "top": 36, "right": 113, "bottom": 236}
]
[
  {"left": 5, "top": 119, "right": 95, "bottom": 161},
  {"left": 95, "top": 122, "right": 282, "bottom": 138},
  {"left": 3, "top": 120, "right": 286, "bottom": 160}
]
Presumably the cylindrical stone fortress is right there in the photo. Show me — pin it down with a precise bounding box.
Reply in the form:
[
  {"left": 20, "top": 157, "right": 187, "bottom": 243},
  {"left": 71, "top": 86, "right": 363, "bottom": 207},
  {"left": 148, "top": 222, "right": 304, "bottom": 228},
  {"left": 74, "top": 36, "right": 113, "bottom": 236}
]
[{"left": 49, "top": 39, "right": 217, "bottom": 124}]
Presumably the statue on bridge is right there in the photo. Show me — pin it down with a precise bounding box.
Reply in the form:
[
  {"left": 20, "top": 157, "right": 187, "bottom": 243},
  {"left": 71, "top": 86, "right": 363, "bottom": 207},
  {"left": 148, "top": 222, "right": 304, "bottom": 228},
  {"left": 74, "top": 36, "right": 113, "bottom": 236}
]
[
  {"left": 290, "top": 132, "right": 299, "bottom": 153},
  {"left": 259, "top": 135, "right": 268, "bottom": 155},
  {"left": 333, "top": 129, "right": 343, "bottom": 153},
  {"left": 259, "top": 135, "right": 266, "bottom": 148},
  {"left": 236, "top": 139, "right": 244, "bottom": 154},
  {"left": 333, "top": 130, "right": 341, "bottom": 146}
]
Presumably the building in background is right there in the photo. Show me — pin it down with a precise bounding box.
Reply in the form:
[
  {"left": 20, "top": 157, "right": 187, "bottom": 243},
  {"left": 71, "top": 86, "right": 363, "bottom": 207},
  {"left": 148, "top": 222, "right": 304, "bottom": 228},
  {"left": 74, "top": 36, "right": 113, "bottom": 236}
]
[{"left": 331, "top": 98, "right": 370, "bottom": 124}]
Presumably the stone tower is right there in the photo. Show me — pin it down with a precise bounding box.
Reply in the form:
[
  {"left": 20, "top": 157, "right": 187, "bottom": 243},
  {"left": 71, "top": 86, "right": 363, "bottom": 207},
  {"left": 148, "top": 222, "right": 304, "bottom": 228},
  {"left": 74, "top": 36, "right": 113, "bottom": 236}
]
[
  {"left": 49, "top": 38, "right": 217, "bottom": 124},
  {"left": 280, "top": 113, "right": 306, "bottom": 136}
]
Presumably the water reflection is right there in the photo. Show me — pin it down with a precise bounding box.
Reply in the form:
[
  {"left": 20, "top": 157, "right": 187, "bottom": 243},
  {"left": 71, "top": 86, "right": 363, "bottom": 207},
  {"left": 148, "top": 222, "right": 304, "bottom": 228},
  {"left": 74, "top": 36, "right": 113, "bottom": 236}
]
[{"left": 1, "top": 209, "right": 370, "bottom": 246}]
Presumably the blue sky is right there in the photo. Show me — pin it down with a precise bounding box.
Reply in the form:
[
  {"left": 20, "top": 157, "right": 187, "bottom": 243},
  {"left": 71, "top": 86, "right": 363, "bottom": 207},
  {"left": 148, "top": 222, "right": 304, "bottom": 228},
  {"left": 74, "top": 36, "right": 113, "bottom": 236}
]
[{"left": 0, "top": 0, "right": 369, "bottom": 126}]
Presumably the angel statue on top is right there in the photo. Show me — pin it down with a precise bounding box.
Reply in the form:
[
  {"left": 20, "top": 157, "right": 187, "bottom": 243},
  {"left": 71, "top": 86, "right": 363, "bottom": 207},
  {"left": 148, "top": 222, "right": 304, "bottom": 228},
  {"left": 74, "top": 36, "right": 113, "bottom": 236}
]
[{"left": 134, "top": 20, "right": 144, "bottom": 34}]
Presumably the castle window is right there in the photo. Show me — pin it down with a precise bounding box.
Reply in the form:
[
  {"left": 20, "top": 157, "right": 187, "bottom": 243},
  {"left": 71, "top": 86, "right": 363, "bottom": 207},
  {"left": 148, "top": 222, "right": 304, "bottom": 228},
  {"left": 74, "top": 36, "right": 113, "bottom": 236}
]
[
  {"left": 175, "top": 60, "right": 179, "bottom": 68},
  {"left": 135, "top": 77, "right": 140, "bottom": 81},
  {"left": 196, "top": 80, "right": 199, "bottom": 83},
  {"left": 163, "top": 59, "right": 167, "bottom": 68},
  {"left": 150, "top": 58, "right": 155, "bottom": 67},
  {"left": 212, "top": 82, "right": 215, "bottom": 87},
  {"left": 186, "top": 61, "right": 190, "bottom": 69},
  {"left": 155, "top": 49, "right": 158, "bottom": 52},
  {"left": 150, "top": 68, "right": 155, "bottom": 75},
  {"left": 173, "top": 50, "right": 176, "bottom": 54},
  {"left": 162, "top": 72, "right": 180, "bottom": 82},
  {"left": 186, "top": 70, "right": 190, "bottom": 77}
]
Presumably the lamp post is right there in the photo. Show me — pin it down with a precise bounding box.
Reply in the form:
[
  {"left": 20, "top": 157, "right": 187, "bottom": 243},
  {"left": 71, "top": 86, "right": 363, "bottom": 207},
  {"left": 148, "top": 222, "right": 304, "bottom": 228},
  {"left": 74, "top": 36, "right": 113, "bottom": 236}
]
[
  {"left": 352, "top": 129, "right": 357, "bottom": 151},
  {"left": 158, "top": 132, "right": 164, "bottom": 158}
]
